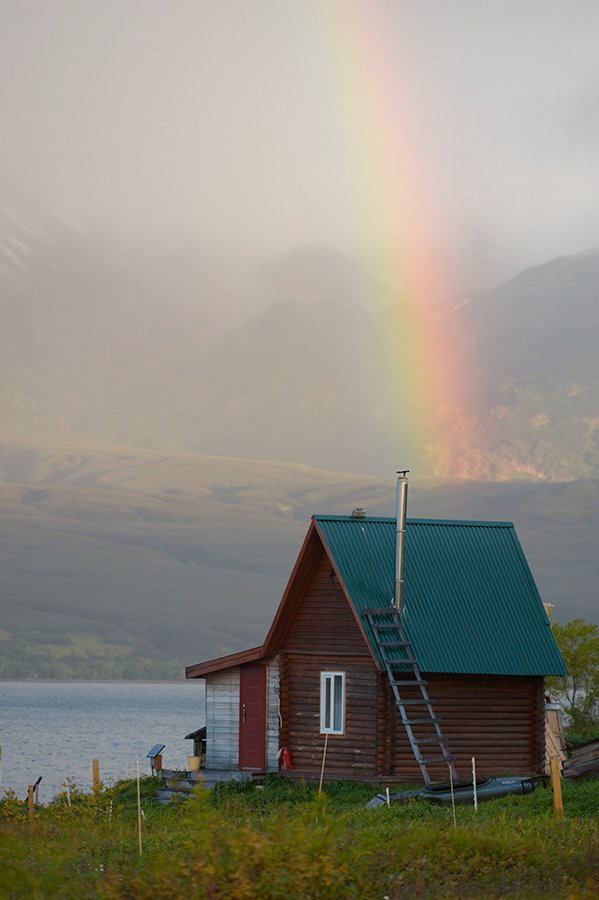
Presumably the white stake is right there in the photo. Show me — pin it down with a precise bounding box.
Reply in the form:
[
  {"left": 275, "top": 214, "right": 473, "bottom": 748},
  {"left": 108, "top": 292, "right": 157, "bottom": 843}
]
[
  {"left": 472, "top": 756, "right": 478, "bottom": 813},
  {"left": 136, "top": 759, "right": 143, "bottom": 856},
  {"left": 318, "top": 733, "right": 329, "bottom": 797},
  {"left": 449, "top": 766, "right": 457, "bottom": 828},
  {"left": 385, "top": 787, "right": 390, "bottom": 808}
]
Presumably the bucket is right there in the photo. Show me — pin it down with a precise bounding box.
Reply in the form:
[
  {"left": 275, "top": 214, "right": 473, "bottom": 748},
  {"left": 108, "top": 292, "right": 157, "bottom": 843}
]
[{"left": 187, "top": 755, "right": 201, "bottom": 772}]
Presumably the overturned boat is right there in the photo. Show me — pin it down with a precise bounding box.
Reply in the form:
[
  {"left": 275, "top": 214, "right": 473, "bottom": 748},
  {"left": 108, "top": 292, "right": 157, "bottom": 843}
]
[{"left": 366, "top": 776, "right": 544, "bottom": 809}]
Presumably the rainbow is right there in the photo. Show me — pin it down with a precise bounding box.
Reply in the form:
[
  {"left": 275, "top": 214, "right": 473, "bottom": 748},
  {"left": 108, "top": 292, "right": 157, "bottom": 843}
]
[{"left": 309, "top": 2, "right": 475, "bottom": 477}]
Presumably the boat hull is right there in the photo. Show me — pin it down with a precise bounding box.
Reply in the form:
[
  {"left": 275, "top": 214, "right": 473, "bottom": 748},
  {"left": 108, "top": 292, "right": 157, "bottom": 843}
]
[{"left": 366, "top": 777, "right": 539, "bottom": 809}]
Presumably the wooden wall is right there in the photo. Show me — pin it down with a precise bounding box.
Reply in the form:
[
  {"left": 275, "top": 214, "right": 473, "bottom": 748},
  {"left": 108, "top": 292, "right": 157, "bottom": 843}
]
[
  {"left": 205, "top": 658, "right": 281, "bottom": 773},
  {"left": 279, "top": 554, "right": 379, "bottom": 778},
  {"left": 282, "top": 552, "right": 371, "bottom": 657},
  {"left": 383, "top": 673, "right": 546, "bottom": 781},
  {"left": 280, "top": 653, "right": 379, "bottom": 777},
  {"left": 205, "top": 667, "right": 240, "bottom": 770}
]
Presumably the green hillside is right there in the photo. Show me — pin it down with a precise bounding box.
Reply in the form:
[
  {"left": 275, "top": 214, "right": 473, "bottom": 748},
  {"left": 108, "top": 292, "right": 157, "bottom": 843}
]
[{"left": 1, "top": 443, "right": 597, "bottom": 679}]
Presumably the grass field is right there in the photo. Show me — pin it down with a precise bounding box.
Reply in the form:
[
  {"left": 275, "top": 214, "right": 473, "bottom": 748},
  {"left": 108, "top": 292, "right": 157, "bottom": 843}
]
[{"left": 2, "top": 774, "right": 598, "bottom": 898}]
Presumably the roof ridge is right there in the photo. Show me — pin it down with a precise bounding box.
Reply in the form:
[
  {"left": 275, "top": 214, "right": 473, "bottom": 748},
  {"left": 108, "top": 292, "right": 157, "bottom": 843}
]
[{"left": 313, "top": 515, "right": 514, "bottom": 527}]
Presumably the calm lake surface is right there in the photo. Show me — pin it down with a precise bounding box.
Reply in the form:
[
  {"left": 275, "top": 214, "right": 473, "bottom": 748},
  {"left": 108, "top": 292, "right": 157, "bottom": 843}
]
[{"left": 0, "top": 681, "right": 205, "bottom": 802}]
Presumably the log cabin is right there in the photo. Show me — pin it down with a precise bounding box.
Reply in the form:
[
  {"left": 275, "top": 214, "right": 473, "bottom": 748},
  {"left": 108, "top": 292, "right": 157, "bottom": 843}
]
[{"left": 186, "top": 504, "right": 566, "bottom": 784}]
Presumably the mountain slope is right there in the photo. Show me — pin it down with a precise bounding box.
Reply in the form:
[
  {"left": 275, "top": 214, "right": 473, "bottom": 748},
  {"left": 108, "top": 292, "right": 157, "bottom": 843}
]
[
  {"left": 0, "top": 206, "right": 597, "bottom": 479},
  {"left": 446, "top": 249, "right": 599, "bottom": 479},
  {"left": 0, "top": 443, "right": 597, "bottom": 678}
]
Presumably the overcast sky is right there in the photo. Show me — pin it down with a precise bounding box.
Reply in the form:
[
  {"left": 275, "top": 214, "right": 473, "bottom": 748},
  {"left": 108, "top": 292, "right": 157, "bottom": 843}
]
[{"left": 1, "top": 0, "right": 598, "bottom": 285}]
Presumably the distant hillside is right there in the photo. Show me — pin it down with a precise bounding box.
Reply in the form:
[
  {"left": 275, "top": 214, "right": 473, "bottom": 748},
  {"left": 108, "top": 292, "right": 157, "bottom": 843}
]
[
  {"left": 1, "top": 204, "right": 597, "bottom": 479},
  {"left": 446, "top": 250, "right": 599, "bottom": 479},
  {"left": 0, "top": 443, "right": 596, "bottom": 678}
]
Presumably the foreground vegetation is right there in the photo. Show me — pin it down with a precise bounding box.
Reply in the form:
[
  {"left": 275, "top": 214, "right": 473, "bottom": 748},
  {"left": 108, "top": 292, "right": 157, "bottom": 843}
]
[{"left": 1, "top": 775, "right": 598, "bottom": 898}]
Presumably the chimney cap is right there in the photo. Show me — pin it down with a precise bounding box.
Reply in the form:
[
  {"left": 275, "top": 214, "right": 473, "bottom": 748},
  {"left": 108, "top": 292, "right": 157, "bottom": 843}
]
[{"left": 351, "top": 507, "right": 366, "bottom": 519}]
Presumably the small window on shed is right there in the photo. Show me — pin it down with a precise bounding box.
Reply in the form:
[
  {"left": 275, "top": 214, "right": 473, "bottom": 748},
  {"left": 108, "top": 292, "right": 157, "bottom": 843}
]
[{"left": 320, "top": 671, "right": 345, "bottom": 735}]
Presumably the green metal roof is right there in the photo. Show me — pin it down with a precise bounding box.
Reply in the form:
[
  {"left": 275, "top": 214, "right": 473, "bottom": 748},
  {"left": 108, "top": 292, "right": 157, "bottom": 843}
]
[{"left": 314, "top": 516, "right": 567, "bottom": 676}]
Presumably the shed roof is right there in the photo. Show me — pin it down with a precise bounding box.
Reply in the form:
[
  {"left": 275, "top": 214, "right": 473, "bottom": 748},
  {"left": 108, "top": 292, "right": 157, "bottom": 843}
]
[{"left": 314, "top": 515, "right": 566, "bottom": 677}]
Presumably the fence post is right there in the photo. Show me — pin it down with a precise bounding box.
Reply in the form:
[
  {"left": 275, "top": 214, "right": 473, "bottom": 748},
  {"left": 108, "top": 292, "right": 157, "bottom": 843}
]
[
  {"left": 550, "top": 757, "right": 564, "bottom": 818},
  {"left": 92, "top": 758, "right": 101, "bottom": 793}
]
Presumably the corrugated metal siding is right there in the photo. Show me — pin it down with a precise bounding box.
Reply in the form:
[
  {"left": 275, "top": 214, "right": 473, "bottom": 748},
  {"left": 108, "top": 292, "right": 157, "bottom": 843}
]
[{"left": 315, "top": 516, "right": 567, "bottom": 677}]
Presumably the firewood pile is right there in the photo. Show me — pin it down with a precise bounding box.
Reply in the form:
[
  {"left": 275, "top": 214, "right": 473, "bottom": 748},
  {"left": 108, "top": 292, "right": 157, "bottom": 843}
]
[{"left": 563, "top": 740, "right": 599, "bottom": 780}]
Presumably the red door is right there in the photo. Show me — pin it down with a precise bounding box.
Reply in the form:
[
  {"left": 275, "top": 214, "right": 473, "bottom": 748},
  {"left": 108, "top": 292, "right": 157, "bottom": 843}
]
[{"left": 239, "top": 664, "right": 267, "bottom": 770}]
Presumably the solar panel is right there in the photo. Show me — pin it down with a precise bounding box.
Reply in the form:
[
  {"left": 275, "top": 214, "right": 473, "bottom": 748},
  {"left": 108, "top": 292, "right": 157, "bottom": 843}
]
[{"left": 146, "top": 744, "right": 165, "bottom": 759}]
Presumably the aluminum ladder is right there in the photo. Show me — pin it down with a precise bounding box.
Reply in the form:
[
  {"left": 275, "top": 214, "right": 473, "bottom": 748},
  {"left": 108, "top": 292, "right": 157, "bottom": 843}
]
[{"left": 365, "top": 606, "right": 459, "bottom": 786}]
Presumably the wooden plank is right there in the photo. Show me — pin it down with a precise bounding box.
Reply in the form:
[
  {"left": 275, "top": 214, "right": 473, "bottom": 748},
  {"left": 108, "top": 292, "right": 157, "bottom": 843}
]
[{"left": 550, "top": 757, "right": 564, "bottom": 817}]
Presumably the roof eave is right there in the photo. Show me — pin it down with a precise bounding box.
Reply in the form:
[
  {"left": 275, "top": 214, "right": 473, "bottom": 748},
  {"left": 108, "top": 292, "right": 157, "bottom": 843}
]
[{"left": 185, "top": 644, "right": 265, "bottom": 678}]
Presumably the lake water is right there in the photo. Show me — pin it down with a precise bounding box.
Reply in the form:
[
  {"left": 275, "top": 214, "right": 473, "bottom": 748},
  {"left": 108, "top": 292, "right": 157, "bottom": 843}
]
[{"left": 0, "top": 681, "right": 205, "bottom": 803}]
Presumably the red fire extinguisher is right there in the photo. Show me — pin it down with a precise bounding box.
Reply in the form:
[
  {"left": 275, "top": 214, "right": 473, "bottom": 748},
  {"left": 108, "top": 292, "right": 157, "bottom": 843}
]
[{"left": 278, "top": 746, "right": 292, "bottom": 769}]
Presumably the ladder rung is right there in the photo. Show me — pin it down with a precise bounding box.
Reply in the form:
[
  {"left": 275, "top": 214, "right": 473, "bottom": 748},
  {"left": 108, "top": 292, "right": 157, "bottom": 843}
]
[
  {"left": 364, "top": 607, "right": 396, "bottom": 615},
  {"left": 421, "top": 755, "right": 455, "bottom": 765},
  {"left": 379, "top": 640, "right": 411, "bottom": 648},
  {"left": 404, "top": 716, "right": 441, "bottom": 725},
  {"left": 388, "top": 659, "right": 417, "bottom": 668},
  {"left": 390, "top": 679, "right": 428, "bottom": 687},
  {"left": 398, "top": 699, "right": 432, "bottom": 706},
  {"left": 413, "top": 736, "right": 448, "bottom": 745},
  {"left": 373, "top": 623, "right": 402, "bottom": 630}
]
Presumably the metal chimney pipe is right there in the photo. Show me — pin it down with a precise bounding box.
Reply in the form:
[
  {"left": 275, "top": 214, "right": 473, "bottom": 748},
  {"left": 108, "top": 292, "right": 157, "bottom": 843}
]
[{"left": 394, "top": 470, "right": 409, "bottom": 610}]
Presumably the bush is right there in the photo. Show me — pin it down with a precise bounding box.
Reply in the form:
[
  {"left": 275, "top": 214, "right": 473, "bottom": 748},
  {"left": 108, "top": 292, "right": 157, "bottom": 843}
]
[{"left": 1, "top": 775, "right": 598, "bottom": 897}]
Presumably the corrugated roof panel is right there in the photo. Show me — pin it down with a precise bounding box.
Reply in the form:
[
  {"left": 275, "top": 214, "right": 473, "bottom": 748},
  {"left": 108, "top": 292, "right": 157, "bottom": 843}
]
[{"left": 315, "top": 516, "right": 566, "bottom": 676}]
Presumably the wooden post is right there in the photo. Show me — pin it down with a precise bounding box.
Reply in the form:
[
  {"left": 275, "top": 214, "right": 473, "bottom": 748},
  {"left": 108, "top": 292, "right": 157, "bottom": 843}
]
[
  {"left": 28, "top": 785, "right": 34, "bottom": 823},
  {"left": 550, "top": 757, "right": 564, "bottom": 818},
  {"left": 449, "top": 767, "right": 457, "bottom": 828},
  {"left": 92, "top": 758, "right": 100, "bottom": 793},
  {"left": 155, "top": 754, "right": 163, "bottom": 778},
  {"left": 136, "top": 759, "right": 143, "bottom": 856},
  {"left": 318, "top": 733, "right": 329, "bottom": 797}
]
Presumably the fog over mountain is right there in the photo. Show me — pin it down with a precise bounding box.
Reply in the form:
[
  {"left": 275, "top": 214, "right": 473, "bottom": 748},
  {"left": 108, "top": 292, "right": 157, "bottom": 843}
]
[{"left": 1, "top": 203, "right": 597, "bottom": 480}]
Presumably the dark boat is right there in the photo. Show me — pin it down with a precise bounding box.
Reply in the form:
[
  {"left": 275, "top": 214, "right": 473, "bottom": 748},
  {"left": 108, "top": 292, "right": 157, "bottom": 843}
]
[{"left": 366, "top": 776, "right": 543, "bottom": 809}]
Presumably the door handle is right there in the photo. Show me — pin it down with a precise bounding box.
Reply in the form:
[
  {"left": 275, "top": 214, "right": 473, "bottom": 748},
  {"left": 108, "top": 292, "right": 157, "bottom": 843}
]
[{"left": 242, "top": 703, "right": 247, "bottom": 723}]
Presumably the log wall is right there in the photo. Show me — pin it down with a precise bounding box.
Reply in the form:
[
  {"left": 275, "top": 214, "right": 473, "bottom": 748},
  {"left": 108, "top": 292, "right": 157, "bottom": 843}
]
[
  {"left": 280, "top": 554, "right": 379, "bottom": 777},
  {"left": 283, "top": 553, "right": 371, "bottom": 657},
  {"left": 281, "top": 653, "right": 379, "bottom": 777},
  {"left": 386, "top": 673, "right": 546, "bottom": 781}
]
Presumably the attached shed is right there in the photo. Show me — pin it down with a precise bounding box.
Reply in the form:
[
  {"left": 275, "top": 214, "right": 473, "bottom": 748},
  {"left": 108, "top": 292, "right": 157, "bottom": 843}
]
[{"left": 186, "top": 515, "right": 566, "bottom": 783}]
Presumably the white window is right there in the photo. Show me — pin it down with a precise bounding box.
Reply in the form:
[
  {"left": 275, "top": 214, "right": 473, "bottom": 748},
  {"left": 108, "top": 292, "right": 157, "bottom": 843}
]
[{"left": 320, "top": 671, "right": 346, "bottom": 735}]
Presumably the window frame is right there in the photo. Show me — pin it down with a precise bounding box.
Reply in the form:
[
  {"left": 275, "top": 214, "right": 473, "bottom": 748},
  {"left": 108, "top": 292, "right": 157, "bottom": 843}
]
[{"left": 319, "top": 670, "right": 346, "bottom": 735}]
